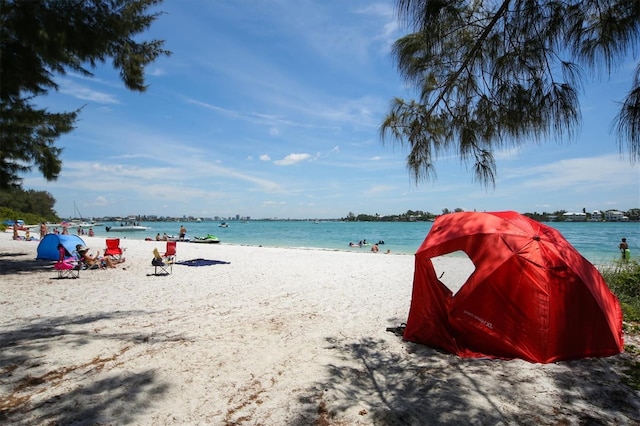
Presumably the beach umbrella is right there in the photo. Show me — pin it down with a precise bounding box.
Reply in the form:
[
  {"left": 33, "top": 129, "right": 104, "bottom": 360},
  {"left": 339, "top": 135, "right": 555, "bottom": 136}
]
[{"left": 404, "top": 211, "right": 623, "bottom": 363}]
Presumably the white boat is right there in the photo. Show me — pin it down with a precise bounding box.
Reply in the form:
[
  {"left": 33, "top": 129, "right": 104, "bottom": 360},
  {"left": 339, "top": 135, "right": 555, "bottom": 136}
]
[
  {"left": 70, "top": 221, "right": 101, "bottom": 228},
  {"left": 70, "top": 202, "right": 103, "bottom": 227},
  {"left": 106, "top": 221, "right": 148, "bottom": 232},
  {"left": 218, "top": 222, "right": 229, "bottom": 228}
]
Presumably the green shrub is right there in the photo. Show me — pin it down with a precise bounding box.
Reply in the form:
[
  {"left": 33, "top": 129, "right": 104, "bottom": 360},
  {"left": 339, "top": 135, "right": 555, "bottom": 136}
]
[
  {"left": 601, "top": 260, "right": 640, "bottom": 324},
  {"left": 600, "top": 261, "right": 640, "bottom": 391},
  {"left": 0, "top": 207, "right": 54, "bottom": 230}
]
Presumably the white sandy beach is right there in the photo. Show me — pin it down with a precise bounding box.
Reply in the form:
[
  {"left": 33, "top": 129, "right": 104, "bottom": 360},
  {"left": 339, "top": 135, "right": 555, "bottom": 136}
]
[{"left": 0, "top": 231, "right": 639, "bottom": 425}]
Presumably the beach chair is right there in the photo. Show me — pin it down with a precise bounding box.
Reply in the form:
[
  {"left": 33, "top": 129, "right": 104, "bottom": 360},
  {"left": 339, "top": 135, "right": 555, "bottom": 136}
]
[
  {"left": 152, "top": 247, "right": 172, "bottom": 276},
  {"left": 163, "top": 241, "right": 177, "bottom": 264},
  {"left": 54, "top": 245, "right": 81, "bottom": 279},
  {"left": 104, "top": 238, "right": 124, "bottom": 262}
]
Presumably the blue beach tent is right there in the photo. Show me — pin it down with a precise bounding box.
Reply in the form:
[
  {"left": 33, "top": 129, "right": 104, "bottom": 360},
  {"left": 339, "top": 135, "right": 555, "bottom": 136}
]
[{"left": 37, "top": 234, "right": 86, "bottom": 261}]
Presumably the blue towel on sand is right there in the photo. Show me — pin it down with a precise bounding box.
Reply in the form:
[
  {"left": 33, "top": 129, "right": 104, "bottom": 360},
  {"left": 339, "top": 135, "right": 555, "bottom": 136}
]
[{"left": 175, "top": 258, "right": 230, "bottom": 267}]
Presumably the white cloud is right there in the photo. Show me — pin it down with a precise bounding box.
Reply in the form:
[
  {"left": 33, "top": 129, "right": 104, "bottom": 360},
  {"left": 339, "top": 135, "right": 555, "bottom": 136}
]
[
  {"left": 58, "top": 80, "right": 119, "bottom": 104},
  {"left": 365, "top": 185, "right": 396, "bottom": 195},
  {"left": 262, "top": 200, "right": 286, "bottom": 207},
  {"left": 274, "top": 153, "right": 312, "bottom": 166},
  {"left": 94, "top": 196, "right": 109, "bottom": 206},
  {"left": 148, "top": 67, "right": 166, "bottom": 77},
  {"left": 509, "top": 154, "right": 639, "bottom": 191},
  {"left": 259, "top": 154, "right": 271, "bottom": 161}
]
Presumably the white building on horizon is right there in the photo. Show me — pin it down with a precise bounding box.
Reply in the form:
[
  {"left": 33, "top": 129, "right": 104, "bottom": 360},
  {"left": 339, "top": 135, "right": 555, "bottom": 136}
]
[
  {"left": 563, "top": 212, "right": 587, "bottom": 222},
  {"left": 605, "top": 210, "right": 628, "bottom": 221}
]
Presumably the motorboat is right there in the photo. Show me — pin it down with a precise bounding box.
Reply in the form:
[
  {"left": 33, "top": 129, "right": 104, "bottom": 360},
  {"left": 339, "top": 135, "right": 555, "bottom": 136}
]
[
  {"left": 191, "top": 234, "right": 220, "bottom": 244},
  {"left": 106, "top": 221, "right": 148, "bottom": 232},
  {"left": 218, "top": 222, "right": 229, "bottom": 228}
]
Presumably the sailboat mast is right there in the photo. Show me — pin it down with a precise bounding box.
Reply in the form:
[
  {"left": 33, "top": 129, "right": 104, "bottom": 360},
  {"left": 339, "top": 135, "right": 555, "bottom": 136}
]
[{"left": 74, "top": 201, "right": 84, "bottom": 221}]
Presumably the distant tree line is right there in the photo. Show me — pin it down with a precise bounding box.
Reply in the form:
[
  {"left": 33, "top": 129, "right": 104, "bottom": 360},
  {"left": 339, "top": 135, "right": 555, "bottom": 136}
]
[
  {"left": 344, "top": 208, "right": 640, "bottom": 222},
  {"left": 526, "top": 209, "right": 640, "bottom": 222},
  {"left": 344, "top": 210, "right": 439, "bottom": 222}
]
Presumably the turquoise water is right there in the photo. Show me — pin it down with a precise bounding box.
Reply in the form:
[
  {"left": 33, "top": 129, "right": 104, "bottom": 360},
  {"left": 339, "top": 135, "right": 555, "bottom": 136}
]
[{"left": 79, "top": 219, "right": 640, "bottom": 264}]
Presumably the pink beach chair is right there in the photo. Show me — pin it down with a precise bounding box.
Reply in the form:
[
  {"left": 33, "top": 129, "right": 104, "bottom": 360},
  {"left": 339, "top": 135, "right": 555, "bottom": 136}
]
[{"left": 54, "top": 244, "right": 81, "bottom": 279}]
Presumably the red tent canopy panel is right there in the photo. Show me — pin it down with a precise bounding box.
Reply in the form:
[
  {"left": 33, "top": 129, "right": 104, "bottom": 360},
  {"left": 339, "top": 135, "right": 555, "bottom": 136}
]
[{"left": 404, "top": 211, "right": 624, "bottom": 363}]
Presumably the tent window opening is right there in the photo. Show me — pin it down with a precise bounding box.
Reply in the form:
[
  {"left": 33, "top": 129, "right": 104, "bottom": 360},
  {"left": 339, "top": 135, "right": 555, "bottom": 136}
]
[{"left": 431, "top": 251, "right": 476, "bottom": 296}]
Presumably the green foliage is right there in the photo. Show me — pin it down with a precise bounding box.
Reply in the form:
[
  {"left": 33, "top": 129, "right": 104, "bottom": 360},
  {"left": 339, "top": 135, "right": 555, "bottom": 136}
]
[
  {"left": 345, "top": 210, "right": 436, "bottom": 222},
  {"left": 0, "top": 98, "right": 77, "bottom": 187},
  {"left": 0, "top": 0, "right": 171, "bottom": 188},
  {"left": 0, "top": 206, "right": 50, "bottom": 230},
  {"left": 590, "top": 259, "right": 640, "bottom": 390},
  {"left": 601, "top": 260, "right": 640, "bottom": 324},
  {"left": 382, "top": 0, "right": 640, "bottom": 186},
  {"left": 621, "top": 345, "right": 640, "bottom": 391},
  {"left": 0, "top": 188, "right": 59, "bottom": 222}
]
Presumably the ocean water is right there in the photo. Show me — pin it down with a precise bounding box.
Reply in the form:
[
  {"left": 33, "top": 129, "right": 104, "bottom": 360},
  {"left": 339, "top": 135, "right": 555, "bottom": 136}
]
[{"left": 77, "top": 219, "right": 640, "bottom": 264}]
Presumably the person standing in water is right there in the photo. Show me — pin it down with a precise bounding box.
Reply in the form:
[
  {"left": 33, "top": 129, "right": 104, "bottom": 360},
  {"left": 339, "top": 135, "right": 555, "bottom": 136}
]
[{"left": 619, "top": 238, "right": 631, "bottom": 262}]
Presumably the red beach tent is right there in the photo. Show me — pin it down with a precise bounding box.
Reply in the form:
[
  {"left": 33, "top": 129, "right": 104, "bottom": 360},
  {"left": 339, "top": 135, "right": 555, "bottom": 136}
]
[{"left": 404, "top": 211, "right": 624, "bottom": 363}]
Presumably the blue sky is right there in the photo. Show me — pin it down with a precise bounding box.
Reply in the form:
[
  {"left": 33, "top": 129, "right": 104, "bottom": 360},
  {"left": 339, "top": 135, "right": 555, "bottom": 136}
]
[{"left": 26, "top": 0, "right": 640, "bottom": 220}]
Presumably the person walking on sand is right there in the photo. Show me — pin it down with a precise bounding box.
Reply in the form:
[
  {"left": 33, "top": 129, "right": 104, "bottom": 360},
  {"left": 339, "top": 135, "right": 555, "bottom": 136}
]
[
  {"left": 179, "top": 225, "right": 187, "bottom": 241},
  {"left": 619, "top": 238, "right": 631, "bottom": 262}
]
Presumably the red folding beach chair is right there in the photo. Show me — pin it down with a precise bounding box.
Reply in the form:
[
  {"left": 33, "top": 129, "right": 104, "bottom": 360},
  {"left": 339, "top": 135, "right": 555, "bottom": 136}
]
[
  {"left": 104, "top": 238, "right": 124, "bottom": 262},
  {"left": 163, "top": 240, "right": 177, "bottom": 262}
]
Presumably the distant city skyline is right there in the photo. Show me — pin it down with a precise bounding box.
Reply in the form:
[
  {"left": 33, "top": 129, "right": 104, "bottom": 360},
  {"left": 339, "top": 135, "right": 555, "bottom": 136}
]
[{"left": 24, "top": 0, "right": 640, "bottom": 220}]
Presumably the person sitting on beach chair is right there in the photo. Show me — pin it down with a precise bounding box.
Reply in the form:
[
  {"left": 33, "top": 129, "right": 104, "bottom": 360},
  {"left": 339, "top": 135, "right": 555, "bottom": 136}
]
[
  {"left": 76, "top": 244, "right": 116, "bottom": 269},
  {"left": 152, "top": 247, "right": 173, "bottom": 275}
]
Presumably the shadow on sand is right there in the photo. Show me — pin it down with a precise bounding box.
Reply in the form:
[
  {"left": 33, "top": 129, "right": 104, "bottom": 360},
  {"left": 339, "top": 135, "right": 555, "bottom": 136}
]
[
  {"left": 0, "top": 311, "right": 186, "bottom": 424},
  {"left": 0, "top": 251, "right": 51, "bottom": 276},
  {"left": 290, "top": 329, "right": 640, "bottom": 425}
]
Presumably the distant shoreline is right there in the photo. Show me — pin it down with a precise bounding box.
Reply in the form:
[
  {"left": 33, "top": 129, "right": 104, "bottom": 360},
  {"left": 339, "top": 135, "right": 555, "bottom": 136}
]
[{"left": 6, "top": 219, "right": 639, "bottom": 264}]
